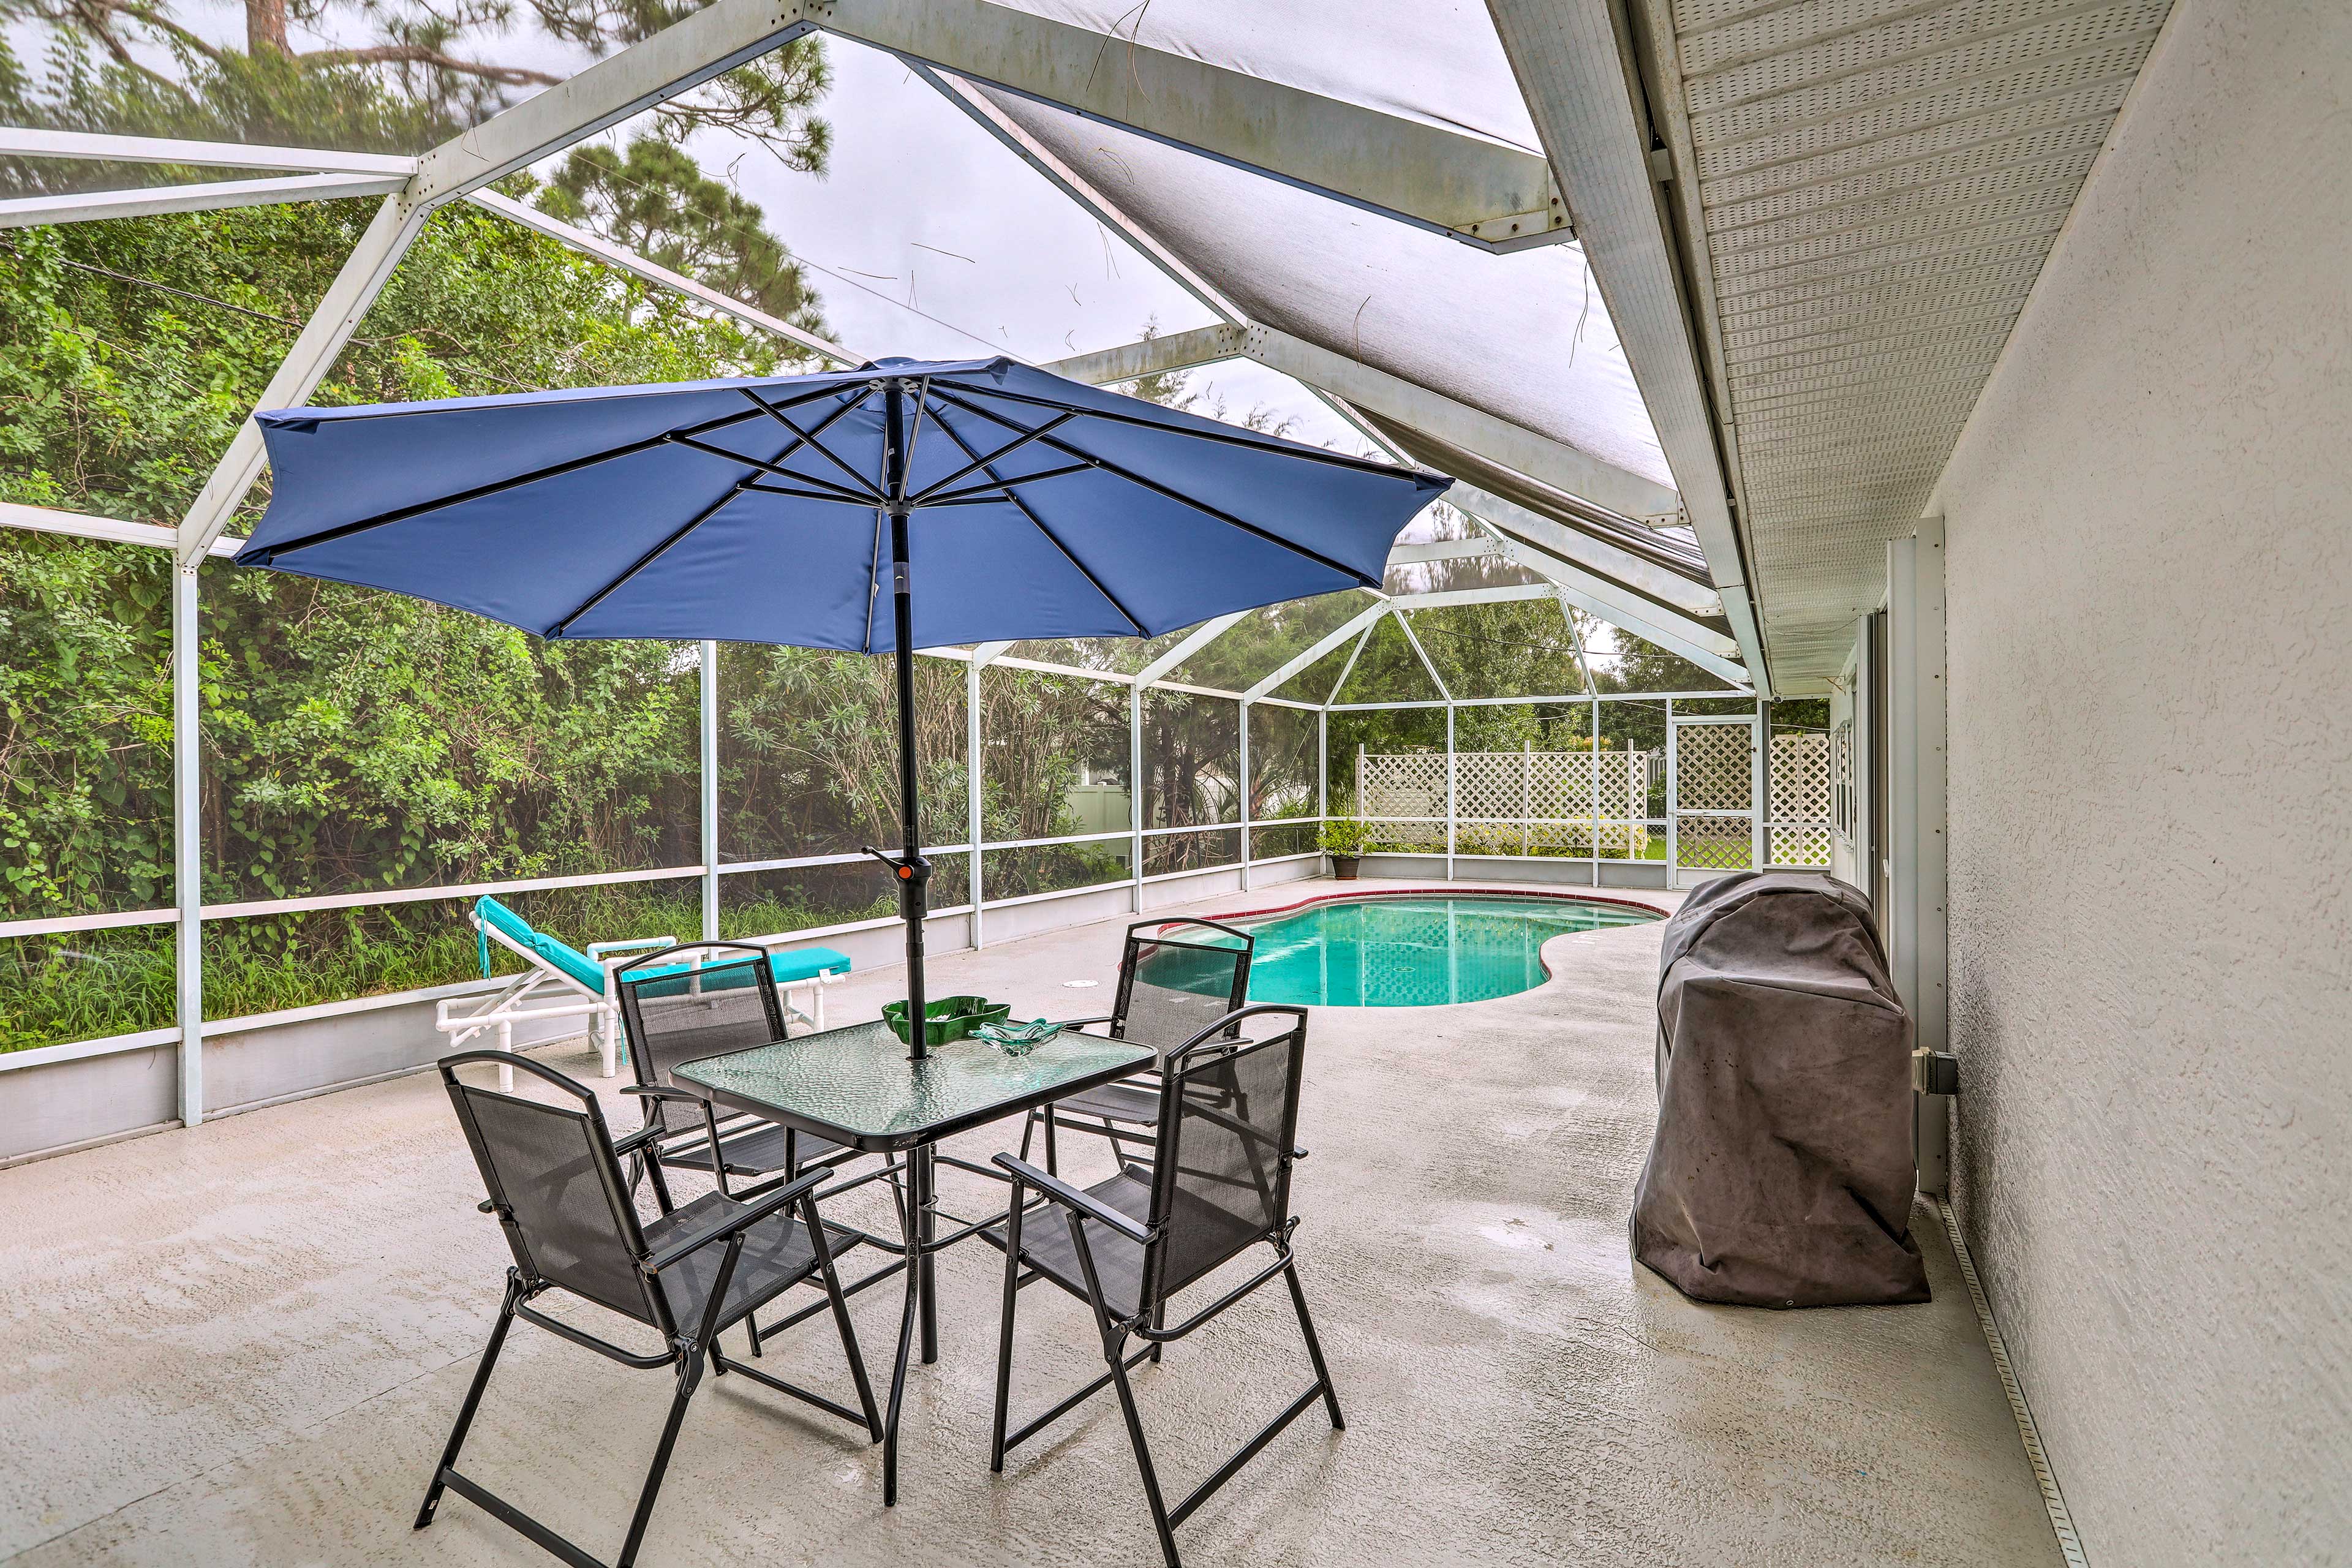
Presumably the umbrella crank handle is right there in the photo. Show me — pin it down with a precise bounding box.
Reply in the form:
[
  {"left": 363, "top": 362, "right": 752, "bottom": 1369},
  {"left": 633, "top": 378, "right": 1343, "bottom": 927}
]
[{"left": 859, "top": 846, "right": 932, "bottom": 888}]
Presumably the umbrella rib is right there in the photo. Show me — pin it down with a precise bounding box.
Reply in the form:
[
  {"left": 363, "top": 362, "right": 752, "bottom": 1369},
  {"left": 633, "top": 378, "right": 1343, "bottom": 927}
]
[
  {"left": 922, "top": 461, "right": 1092, "bottom": 506},
  {"left": 905, "top": 411, "right": 1077, "bottom": 503},
  {"left": 925, "top": 404, "right": 1147, "bottom": 637},
  {"left": 667, "top": 434, "right": 881, "bottom": 505},
  {"left": 742, "top": 483, "right": 892, "bottom": 505},
  {"left": 931, "top": 377, "right": 1430, "bottom": 480},
  {"left": 928, "top": 389, "right": 1381, "bottom": 588},
  {"left": 247, "top": 406, "right": 766, "bottom": 560},
  {"left": 894, "top": 377, "right": 932, "bottom": 508},
  {"left": 740, "top": 387, "right": 886, "bottom": 502},
  {"left": 549, "top": 476, "right": 756, "bottom": 637}
]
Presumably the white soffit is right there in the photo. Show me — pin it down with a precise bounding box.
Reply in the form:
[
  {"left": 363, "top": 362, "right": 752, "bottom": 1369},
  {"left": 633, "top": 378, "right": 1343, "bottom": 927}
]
[{"left": 1637, "top": 0, "right": 2175, "bottom": 681}]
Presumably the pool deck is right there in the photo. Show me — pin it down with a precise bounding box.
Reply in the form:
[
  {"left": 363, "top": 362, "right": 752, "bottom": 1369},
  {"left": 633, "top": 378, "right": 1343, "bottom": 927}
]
[{"left": 0, "top": 875, "right": 2060, "bottom": 1566}]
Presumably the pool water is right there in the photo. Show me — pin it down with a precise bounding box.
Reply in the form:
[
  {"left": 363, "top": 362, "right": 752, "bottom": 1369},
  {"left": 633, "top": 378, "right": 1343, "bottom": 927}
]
[{"left": 1144, "top": 895, "right": 1660, "bottom": 1009}]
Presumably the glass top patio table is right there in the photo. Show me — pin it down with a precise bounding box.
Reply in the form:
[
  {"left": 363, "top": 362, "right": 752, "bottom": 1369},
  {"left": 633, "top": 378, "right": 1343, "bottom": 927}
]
[{"left": 673, "top": 1018, "right": 1153, "bottom": 1153}]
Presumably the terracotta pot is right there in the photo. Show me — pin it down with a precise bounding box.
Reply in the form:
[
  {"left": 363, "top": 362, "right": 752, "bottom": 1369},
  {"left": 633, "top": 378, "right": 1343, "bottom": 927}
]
[{"left": 1330, "top": 854, "right": 1360, "bottom": 881}]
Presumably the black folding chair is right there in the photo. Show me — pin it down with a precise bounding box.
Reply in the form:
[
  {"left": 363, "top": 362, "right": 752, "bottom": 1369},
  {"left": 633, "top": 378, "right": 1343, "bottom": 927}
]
[
  {"left": 418, "top": 1050, "right": 881, "bottom": 1568},
  {"left": 987, "top": 1005, "right": 1343, "bottom": 1568},
  {"left": 614, "top": 941, "right": 906, "bottom": 1225},
  {"left": 1020, "top": 918, "right": 1254, "bottom": 1174}
]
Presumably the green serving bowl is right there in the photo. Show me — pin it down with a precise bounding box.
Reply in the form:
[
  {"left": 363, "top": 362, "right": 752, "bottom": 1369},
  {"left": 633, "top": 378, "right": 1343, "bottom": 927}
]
[{"left": 881, "top": 994, "right": 1012, "bottom": 1047}]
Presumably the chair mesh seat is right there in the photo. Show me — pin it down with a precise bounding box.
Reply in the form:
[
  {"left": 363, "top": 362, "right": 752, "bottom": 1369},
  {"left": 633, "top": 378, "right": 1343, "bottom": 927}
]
[
  {"left": 986, "top": 1167, "right": 1154, "bottom": 1320},
  {"left": 662, "top": 1121, "right": 850, "bottom": 1177},
  {"left": 1054, "top": 1077, "right": 1161, "bottom": 1127},
  {"left": 646, "top": 1190, "right": 851, "bottom": 1331}
]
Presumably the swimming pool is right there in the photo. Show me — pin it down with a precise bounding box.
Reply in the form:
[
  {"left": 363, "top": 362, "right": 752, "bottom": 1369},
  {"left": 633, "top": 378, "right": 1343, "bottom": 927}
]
[{"left": 1144, "top": 893, "right": 1661, "bottom": 1009}]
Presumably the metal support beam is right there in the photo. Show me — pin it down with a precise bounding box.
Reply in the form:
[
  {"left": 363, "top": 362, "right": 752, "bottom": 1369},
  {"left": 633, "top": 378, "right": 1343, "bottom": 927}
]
[
  {"left": 1128, "top": 683, "right": 1145, "bottom": 911},
  {"left": 701, "top": 641, "right": 720, "bottom": 943},
  {"left": 1052, "top": 320, "right": 1674, "bottom": 526},
  {"left": 0, "top": 127, "right": 418, "bottom": 175},
  {"left": 1887, "top": 521, "right": 1948, "bottom": 1060},
  {"left": 1244, "top": 600, "right": 1387, "bottom": 701},
  {"left": 1241, "top": 323, "right": 1675, "bottom": 522},
  {"left": 468, "top": 190, "right": 851, "bottom": 364},
  {"left": 175, "top": 193, "right": 432, "bottom": 562},
  {"left": 1390, "top": 603, "right": 1452, "bottom": 702},
  {"left": 830, "top": 0, "right": 1566, "bottom": 251},
  {"left": 1041, "top": 324, "right": 1248, "bottom": 388},
  {"left": 409, "top": 1, "right": 827, "bottom": 201},
  {"left": 916, "top": 66, "right": 1243, "bottom": 322},
  {"left": 967, "top": 659, "right": 986, "bottom": 948},
  {"left": 1485, "top": 0, "right": 1771, "bottom": 692},
  {"left": 2, "top": 501, "right": 239, "bottom": 555},
  {"left": 1446, "top": 480, "right": 1722, "bottom": 617},
  {"left": 1, "top": 173, "right": 407, "bottom": 229},
  {"left": 171, "top": 562, "right": 202, "bottom": 1125},
  {"left": 1134, "top": 611, "right": 1247, "bottom": 686}
]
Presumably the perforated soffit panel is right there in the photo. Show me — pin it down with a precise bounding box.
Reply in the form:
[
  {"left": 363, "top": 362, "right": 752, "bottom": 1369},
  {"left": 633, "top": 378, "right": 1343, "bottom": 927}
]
[{"left": 1639, "top": 0, "right": 2174, "bottom": 683}]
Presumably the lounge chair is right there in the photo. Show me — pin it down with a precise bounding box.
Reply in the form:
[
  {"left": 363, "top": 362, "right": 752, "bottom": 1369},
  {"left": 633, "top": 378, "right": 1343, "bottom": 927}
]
[{"left": 435, "top": 895, "right": 850, "bottom": 1081}]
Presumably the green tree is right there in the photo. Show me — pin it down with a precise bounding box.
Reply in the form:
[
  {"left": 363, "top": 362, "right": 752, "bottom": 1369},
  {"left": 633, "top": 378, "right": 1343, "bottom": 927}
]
[
  {"left": 535, "top": 135, "right": 826, "bottom": 334},
  {"left": 0, "top": 0, "right": 831, "bottom": 165}
]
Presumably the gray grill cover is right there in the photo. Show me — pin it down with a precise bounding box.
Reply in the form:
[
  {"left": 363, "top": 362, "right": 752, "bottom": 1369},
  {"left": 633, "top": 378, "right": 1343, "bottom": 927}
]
[{"left": 1632, "top": 871, "right": 1929, "bottom": 1307}]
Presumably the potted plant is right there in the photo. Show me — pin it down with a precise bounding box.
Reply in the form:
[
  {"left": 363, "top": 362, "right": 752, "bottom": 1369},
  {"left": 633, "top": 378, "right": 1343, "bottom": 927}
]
[{"left": 1317, "top": 818, "right": 1371, "bottom": 880}]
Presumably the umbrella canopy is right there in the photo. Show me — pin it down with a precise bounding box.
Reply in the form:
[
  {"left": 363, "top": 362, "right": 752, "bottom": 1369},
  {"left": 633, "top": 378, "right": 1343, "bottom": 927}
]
[
  {"left": 237, "top": 356, "right": 1449, "bottom": 650},
  {"left": 236, "top": 356, "right": 1450, "bottom": 1063}
]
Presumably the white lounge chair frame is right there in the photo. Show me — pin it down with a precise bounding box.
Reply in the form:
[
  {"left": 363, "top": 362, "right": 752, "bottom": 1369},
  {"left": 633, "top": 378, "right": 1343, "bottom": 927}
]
[{"left": 434, "top": 910, "right": 843, "bottom": 1088}]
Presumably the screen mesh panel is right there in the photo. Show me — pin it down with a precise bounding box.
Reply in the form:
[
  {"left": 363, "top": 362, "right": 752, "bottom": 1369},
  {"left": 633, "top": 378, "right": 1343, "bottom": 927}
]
[
  {"left": 455, "top": 1087, "right": 650, "bottom": 1324},
  {"left": 1121, "top": 935, "right": 1250, "bottom": 1056}
]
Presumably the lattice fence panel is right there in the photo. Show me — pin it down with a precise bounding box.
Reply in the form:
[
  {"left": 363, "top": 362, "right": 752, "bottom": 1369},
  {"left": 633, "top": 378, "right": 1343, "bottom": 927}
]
[
  {"left": 1675, "top": 815, "right": 1754, "bottom": 871},
  {"left": 1362, "top": 750, "right": 1651, "bottom": 858},
  {"left": 1768, "top": 731, "right": 1833, "bottom": 868},
  {"left": 1675, "top": 723, "right": 1752, "bottom": 812}
]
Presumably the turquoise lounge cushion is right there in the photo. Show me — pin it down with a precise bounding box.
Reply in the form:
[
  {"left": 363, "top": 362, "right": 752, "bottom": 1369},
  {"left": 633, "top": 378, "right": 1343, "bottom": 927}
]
[
  {"left": 624, "top": 946, "right": 853, "bottom": 998},
  {"left": 766, "top": 947, "right": 851, "bottom": 984},
  {"left": 473, "top": 895, "right": 603, "bottom": 992}
]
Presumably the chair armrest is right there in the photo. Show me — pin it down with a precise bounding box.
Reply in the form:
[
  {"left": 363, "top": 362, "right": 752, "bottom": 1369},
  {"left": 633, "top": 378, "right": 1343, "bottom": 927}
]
[
  {"left": 1292, "top": 1145, "right": 1309, "bottom": 1161},
  {"left": 1050, "top": 1014, "right": 1117, "bottom": 1030},
  {"left": 641, "top": 1166, "right": 832, "bottom": 1273},
  {"left": 616, "top": 1082, "right": 720, "bottom": 1156},
  {"left": 619, "top": 1083, "right": 712, "bottom": 1104},
  {"left": 993, "top": 1154, "right": 1151, "bottom": 1245},
  {"left": 590, "top": 936, "right": 674, "bottom": 960}
]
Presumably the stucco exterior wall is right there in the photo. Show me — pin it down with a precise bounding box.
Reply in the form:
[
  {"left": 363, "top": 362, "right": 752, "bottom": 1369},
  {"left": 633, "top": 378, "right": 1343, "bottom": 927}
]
[{"left": 1930, "top": 3, "right": 2351, "bottom": 1562}]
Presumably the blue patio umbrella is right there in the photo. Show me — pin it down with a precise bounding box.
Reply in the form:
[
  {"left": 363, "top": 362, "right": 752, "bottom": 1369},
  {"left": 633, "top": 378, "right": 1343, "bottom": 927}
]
[{"left": 236, "top": 356, "right": 1450, "bottom": 1057}]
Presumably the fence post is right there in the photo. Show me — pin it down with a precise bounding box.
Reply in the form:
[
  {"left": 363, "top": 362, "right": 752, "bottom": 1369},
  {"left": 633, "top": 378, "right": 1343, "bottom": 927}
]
[
  {"left": 1238, "top": 698, "right": 1253, "bottom": 892},
  {"left": 1130, "top": 684, "right": 1146, "bottom": 913},
  {"left": 1444, "top": 704, "right": 1457, "bottom": 881},
  {"left": 1521, "top": 740, "right": 1532, "bottom": 857}
]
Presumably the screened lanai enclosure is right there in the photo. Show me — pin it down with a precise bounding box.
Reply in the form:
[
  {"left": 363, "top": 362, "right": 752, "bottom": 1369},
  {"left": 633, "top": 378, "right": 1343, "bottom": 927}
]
[{"left": 7, "top": 1, "right": 2345, "bottom": 1566}]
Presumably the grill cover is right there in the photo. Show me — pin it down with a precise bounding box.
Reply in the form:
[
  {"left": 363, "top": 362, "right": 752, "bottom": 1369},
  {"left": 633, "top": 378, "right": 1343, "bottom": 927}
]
[{"left": 1632, "top": 871, "right": 1929, "bottom": 1307}]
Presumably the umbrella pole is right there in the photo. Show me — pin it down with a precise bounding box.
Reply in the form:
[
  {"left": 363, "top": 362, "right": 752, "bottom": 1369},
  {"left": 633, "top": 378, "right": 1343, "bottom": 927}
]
[
  {"left": 883, "top": 382, "right": 930, "bottom": 1065},
  {"left": 890, "top": 510, "right": 927, "bottom": 1063}
]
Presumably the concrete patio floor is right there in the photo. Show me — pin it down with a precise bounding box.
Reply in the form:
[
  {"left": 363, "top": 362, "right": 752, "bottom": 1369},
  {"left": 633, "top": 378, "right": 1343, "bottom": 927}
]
[{"left": 0, "top": 879, "right": 2059, "bottom": 1566}]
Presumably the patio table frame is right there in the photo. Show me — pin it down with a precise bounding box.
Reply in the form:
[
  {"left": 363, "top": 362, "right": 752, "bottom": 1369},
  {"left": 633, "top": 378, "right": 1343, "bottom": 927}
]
[{"left": 674, "top": 1017, "right": 1153, "bottom": 1504}]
